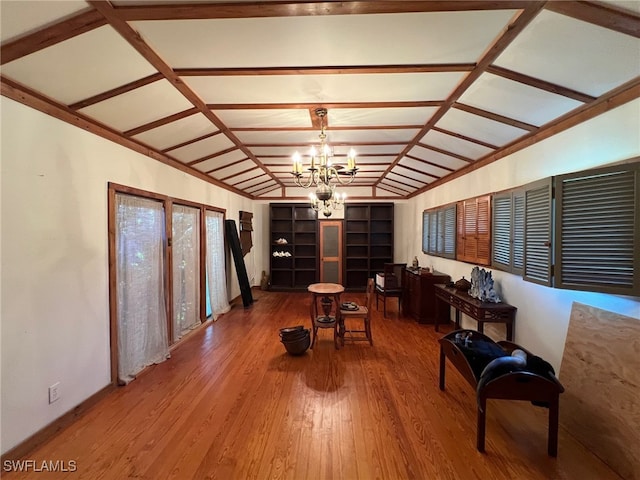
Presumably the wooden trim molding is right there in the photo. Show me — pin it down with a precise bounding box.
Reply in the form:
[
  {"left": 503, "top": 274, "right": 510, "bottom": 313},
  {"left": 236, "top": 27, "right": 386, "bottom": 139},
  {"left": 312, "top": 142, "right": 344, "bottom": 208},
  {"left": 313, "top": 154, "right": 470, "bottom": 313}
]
[{"left": 0, "top": 384, "right": 116, "bottom": 462}]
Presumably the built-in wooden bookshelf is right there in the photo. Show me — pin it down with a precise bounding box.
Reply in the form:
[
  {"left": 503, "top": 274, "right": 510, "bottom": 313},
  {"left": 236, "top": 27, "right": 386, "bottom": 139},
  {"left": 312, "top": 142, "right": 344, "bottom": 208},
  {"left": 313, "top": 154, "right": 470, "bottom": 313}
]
[
  {"left": 344, "top": 203, "right": 394, "bottom": 289},
  {"left": 269, "top": 203, "right": 318, "bottom": 289}
]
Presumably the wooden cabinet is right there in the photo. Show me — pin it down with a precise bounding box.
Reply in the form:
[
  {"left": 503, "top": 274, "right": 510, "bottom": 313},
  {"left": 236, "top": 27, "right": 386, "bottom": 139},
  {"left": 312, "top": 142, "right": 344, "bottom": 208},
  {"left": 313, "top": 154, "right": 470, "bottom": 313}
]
[
  {"left": 402, "top": 268, "right": 451, "bottom": 324},
  {"left": 269, "top": 203, "right": 318, "bottom": 289},
  {"left": 344, "top": 203, "right": 394, "bottom": 289}
]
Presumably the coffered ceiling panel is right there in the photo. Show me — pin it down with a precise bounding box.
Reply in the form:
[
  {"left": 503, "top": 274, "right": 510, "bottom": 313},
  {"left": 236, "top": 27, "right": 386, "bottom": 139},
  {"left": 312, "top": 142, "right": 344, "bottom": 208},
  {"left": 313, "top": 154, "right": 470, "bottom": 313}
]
[
  {"left": 419, "top": 130, "right": 494, "bottom": 160},
  {"left": 494, "top": 10, "right": 640, "bottom": 97},
  {"left": 436, "top": 108, "right": 530, "bottom": 146},
  {"left": 0, "top": 0, "right": 89, "bottom": 43},
  {"left": 133, "top": 113, "right": 218, "bottom": 150},
  {"left": 132, "top": 11, "right": 517, "bottom": 67},
  {"left": 78, "top": 79, "right": 193, "bottom": 132},
  {"left": 458, "top": 73, "right": 585, "bottom": 126},
  {"left": 2, "top": 26, "right": 157, "bottom": 104},
  {"left": 182, "top": 72, "right": 465, "bottom": 104},
  {"left": 169, "top": 133, "right": 235, "bottom": 163},
  {"left": 192, "top": 149, "right": 248, "bottom": 172},
  {"left": 1, "top": 1, "right": 638, "bottom": 200}
]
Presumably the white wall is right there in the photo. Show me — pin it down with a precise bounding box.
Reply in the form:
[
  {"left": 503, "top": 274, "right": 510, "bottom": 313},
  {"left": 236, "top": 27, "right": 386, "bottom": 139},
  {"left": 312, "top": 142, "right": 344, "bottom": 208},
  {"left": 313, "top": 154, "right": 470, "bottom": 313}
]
[
  {"left": 397, "top": 100, "right": 640, "bottom": 371},
  {"left": 0, "top": 98, "right": 262, "bottom": 454}
]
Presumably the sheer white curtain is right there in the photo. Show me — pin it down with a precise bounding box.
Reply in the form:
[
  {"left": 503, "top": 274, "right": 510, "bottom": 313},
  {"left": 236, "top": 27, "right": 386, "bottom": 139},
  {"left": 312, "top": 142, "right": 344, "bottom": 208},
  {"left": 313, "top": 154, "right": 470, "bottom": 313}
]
[
  {"left": 172, "top": 205, "right": 200, "bottom": 341},
  {"left": 205, "top": 211, "right": 230, "bottom": 320},
  {"left": 116, "top": 194, "right": 169, "bottom": 384}
]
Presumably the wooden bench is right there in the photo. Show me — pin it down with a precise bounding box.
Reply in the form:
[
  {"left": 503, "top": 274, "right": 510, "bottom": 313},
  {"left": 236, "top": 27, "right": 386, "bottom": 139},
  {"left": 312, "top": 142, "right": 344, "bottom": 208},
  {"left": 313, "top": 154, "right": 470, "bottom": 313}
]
[{"left": 439, "top": 329, "right": 565, "bottom": 456}]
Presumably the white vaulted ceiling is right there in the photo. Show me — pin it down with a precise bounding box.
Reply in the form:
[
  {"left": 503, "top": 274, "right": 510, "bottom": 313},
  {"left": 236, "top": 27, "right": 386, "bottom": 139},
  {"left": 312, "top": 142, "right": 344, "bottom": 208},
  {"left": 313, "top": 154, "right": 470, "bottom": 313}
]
[{"left": 1, "top": 1, "right": 639, "bottom": 199}]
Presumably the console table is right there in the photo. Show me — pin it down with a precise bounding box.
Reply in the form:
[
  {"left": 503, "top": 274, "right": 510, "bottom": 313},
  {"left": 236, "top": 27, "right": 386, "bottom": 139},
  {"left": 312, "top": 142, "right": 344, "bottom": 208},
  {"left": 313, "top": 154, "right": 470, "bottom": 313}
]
[{"left": 434, "top": 284, "right": 516, "bottom": 341}]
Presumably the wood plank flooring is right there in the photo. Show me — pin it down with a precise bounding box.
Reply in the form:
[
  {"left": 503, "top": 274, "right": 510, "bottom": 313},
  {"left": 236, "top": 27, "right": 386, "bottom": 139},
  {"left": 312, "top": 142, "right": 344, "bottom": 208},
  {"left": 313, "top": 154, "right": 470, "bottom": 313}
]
[{"left": 2, "top": 289, "right": 622, "bottom": 479}]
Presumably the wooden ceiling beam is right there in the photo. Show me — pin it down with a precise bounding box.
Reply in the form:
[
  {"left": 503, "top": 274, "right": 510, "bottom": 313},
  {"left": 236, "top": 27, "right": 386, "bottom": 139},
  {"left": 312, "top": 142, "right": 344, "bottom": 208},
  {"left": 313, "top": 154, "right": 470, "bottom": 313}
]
[
  {"left": 187, "top": 146, "right": 239, "bottom": 166},
  {"left": 230, "top": 125, "right": 424, "bottom": 132},
  {"left": 228, "top": 171, "right": 266, "bottom": 186},
  {"left": 394, "top": 162, "right": 441, "bottom": 181},
  {"left": 380, "top": 178, "right": 416, "bottom": 192},
  {"left": 116, "top": 1, "right": 537, "bottom": 21},
  {"left": 162, "top": 131, "right": 223, "bottom": 153},
  {"left": 453, "top": 102, "right": 538, "bottom": 131},
  {"left": 415, "top": 143, "right": 473, "bottom": 164},
  {"left": 386, "top": 170, "right": 430, "bottom": 187},
  {"left": 176, "top": 64, "right": 475, "bottom": 76},
  {"left": 123, "top": 107, "right": 199, "bottom": 137},
  {"left": 405, "top": 154, "right": 456, "bottom": 173},
  {"left": 431, "top": 126, "right": 499, "bottom": 150},
  {"left": 208, "top": 101, "right": 442, "bottom": 110},
  {"left": 486, "top": 65, "right": 596, "bottom": 103},
  {"left": 69, "top": 73, "right": 164, "bottom": 110},
  {"left": 251, "top": 183, "right": 281, "bottom": 197}
]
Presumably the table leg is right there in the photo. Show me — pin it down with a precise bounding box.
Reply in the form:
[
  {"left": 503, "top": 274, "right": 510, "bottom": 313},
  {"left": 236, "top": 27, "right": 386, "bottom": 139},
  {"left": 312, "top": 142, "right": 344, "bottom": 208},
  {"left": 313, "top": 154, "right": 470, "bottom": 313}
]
[
  {"left": 455, "top": 309, "right": 461, "bottom": 330},
  {"left": 548, "top": 396, "right": 560, "bottom": 457},
  {"left": 310, "top": 295, "right": 317, "bottom": 349},
  {"left": 506, "top": 323, "right": 514, "bottom": 342},
  {"left": 439, "top": 347, "right": 446, "bottom": 390},
  {"left": 477, "top": 398, "right": 486, "bottom": 453},
  {"left": 334, "top": 293, "right": 343, "bottom": 349}
]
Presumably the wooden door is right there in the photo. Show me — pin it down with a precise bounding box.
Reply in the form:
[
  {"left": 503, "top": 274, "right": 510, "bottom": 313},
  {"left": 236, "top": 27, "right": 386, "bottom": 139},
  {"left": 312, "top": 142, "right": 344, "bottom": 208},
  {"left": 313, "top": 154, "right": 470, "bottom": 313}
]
[{"left": 319, "top": 221, "right": 343, "bottom": 284}]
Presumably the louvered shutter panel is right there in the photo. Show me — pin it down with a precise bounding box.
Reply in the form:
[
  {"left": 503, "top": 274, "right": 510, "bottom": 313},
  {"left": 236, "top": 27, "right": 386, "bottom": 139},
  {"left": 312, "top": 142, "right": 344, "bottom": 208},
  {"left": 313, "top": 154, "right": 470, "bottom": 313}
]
[
  {"left": 443, "top": 204, "right": 456, "bottom": 259},
  {"left": 422, "top": 211, "right": 430, "bottom": 253},
  {"left": 436, "top": 209, "right": 445, "bottom": 253},
  {"left": 524, "top": 180, "right": 552, "bottom": 286},
  {"left": 456, "top": 201, "right": 465, "bottom": 259},
  {"left": 556, "top": 167, "right": 638, "bottom": 294},
  {"left": 463, "top": 198, "right": 478, "bottom": 261},
  {"left": 476, "top": 195, "right": 491, "bottom": 265},
  {"left": 429, "top": 210, "right": 438, "bottom": 254},
  {"left": 492, "top": 194, "right": 512, "bottom": 270},
  {"left": 512, "top": 192, "right": 525, "bottom": 275}
]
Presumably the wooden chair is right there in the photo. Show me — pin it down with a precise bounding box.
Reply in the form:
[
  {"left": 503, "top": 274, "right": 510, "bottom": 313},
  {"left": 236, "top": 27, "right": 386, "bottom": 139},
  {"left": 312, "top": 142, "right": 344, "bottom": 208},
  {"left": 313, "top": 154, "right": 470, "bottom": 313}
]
[
  {"left": 339, "top": 278, "right": 374, "bottom": 346},
  {"left": 375, "top": 263, "right": 407, "bottom": 318}
]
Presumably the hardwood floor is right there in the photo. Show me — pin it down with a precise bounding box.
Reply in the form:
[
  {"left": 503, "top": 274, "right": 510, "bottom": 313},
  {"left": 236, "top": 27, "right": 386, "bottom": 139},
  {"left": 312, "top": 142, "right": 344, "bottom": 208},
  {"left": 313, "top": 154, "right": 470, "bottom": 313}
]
[{"left": 3, "top": 289, "right": 621, "bottom": 479}]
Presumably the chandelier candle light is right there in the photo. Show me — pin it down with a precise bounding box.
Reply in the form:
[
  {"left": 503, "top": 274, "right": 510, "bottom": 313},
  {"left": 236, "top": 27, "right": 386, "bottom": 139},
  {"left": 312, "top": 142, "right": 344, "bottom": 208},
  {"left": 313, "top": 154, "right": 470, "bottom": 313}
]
[{"left": 291, "top": 108, "right": 358, "bottom": 216}]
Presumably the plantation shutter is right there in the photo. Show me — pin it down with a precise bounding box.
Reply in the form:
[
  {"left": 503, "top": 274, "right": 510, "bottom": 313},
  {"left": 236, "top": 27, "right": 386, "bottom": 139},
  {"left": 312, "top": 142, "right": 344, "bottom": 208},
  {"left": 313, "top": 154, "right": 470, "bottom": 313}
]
[
  {"left": 492, "top": 191, "right": 524, "bottom": 274},
  {"left": 422, "top": 210, "right": 430, "bottom": 253},
  {"left": 457, "top": 196, "right": 490, "bottom": 265},
  {"left": 456, "top": 201, "right": 465, "bottom": 259},
  {"left": 476, "top": 196, "right": 491, "bottom": 265},
  {"left": 513, "top": 192, "right": 525, "bottom": 275},
  {"left": 429, "top": 211, "right": 438, "bottom": 254},
  {"left": 524, "top": 179, "right": 553, "bottom": 286},
  {"left": 555, "top": 165, "right": 638, "bottom": 294},
  {"left": 436, "top": 209, "right": 445, "bottom": 253},
  {"left": 492, "top": 194, "right": 512, "bottom": 270},
  {"left": 442, "top": 204, "right": 456, "bottom": 259}
]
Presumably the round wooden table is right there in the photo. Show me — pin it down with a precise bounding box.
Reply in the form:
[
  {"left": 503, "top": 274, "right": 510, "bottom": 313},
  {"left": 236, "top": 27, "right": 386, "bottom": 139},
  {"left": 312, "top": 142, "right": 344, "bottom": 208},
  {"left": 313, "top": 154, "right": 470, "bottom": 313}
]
[{"left": 308, "top": 283, "right": 344, "bottom": 348}]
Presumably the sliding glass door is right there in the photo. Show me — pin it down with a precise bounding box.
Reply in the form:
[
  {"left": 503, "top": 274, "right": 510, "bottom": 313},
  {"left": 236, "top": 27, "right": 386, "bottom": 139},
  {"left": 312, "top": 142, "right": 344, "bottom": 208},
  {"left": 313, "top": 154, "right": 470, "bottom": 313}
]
[
  {"left": 172, "top": 204, "right": 201, "bottom": 341},
  {"left": 115, "top": 193, "right": 169, "bottom": 384}
]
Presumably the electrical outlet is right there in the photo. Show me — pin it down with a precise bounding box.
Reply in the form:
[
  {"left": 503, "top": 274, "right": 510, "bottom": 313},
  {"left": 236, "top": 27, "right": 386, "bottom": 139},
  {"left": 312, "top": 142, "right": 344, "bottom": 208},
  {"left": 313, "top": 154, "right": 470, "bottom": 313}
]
[{"left": 49, "top": 382, "right": 60, "bottom": 404}]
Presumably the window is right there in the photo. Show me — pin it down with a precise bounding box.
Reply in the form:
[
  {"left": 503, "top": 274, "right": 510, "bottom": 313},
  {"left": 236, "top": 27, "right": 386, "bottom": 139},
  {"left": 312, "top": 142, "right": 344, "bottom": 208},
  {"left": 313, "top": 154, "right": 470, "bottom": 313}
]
[
  {"left": 554, "top": 163, "right": 639, "bottom": 295},
  {"left": 422, "top": 203, "right": 456, "bottom": 259},
  {"left": 523, "top": 179, "right": 553, "bottom": 286}
]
